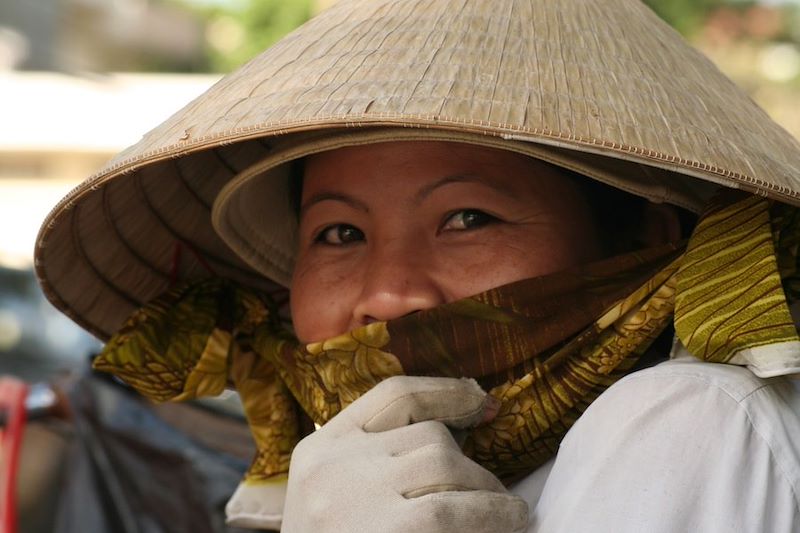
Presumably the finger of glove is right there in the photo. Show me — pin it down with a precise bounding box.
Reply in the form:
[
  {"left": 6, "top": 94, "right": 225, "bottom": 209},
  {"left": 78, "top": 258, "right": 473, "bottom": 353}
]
[
  {"left": 404, "top": 490, "right": 529, "bottom": 533},
  {"left": 390, "top": 442, "right": 507, "bottom": 496},
  {"left": 290, "top": 404, "right": 471, "bottom": 483},
  {"left": 374, "top": 419, "right": 461, "bottom": 457},
  {"left": 344, "top": 376, "right": 491, "bottom": 433}
]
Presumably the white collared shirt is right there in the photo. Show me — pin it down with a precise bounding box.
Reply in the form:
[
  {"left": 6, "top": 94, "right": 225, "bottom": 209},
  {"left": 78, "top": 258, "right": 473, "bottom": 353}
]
[{"left": 515, "top": 344, "right": 800, "bottom": 532}]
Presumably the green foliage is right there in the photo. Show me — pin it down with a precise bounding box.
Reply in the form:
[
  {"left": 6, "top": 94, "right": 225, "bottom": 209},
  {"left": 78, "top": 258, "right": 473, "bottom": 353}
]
[
  {"left": 642, "top": 0, "right": 752, "bottom": 37},
  {"left": 176, "top": 0, "right": 315, "bottom": 72},
  {"left": 178, "top": 0, "right": 800, "bottom": 73},
  {"left": 230, "top": 0, "right": 314, "bottom": 68}
]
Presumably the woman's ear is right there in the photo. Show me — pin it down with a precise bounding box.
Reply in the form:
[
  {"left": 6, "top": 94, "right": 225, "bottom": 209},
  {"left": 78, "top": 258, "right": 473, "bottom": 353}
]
[{"left": 638, "top": 203, "right": 682, "bottom": 246}]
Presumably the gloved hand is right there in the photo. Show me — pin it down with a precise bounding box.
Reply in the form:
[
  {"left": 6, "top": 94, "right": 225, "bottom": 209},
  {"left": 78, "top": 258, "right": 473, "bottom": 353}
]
[{"left": 281, "top": 376, "right": 529, "bottom": 532}]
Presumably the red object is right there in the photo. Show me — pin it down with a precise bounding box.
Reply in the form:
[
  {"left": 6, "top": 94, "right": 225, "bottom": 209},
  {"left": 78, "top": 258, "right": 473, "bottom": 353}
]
[{"left": 0, "top": 377, "right": 28, "bottom": 533}]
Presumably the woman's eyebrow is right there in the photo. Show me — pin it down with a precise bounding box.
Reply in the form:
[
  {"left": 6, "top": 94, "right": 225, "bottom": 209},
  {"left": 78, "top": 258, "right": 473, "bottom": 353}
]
[
  {"left": 299, "top": 192, "right": 369, "bottom": 217},
  {"left": 414, "top": 174, "right": 516, "bottom": 203}
]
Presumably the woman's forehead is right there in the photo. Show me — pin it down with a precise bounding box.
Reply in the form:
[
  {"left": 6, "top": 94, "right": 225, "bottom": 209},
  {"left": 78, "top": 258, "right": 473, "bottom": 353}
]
[{"left": 302, "top": 140, "right": 568, "bottom": 191}]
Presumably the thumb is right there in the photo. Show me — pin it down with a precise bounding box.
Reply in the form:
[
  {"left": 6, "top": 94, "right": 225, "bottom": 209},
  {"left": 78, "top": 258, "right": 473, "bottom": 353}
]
[{"left": 344, "top": 376, "right": 498, "bottom": 433}]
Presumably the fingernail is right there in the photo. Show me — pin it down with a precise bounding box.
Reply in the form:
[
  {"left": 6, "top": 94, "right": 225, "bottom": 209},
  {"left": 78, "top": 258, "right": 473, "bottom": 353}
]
[{"left": 481, "top": 395, "right": 501, "bottom": 423}]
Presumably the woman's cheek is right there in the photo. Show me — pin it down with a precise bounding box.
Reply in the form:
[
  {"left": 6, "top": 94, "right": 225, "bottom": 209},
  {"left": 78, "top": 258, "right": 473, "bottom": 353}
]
[
  {"left": 291, "top": 253, "right": 361, "bottom": 343},
  {"left": 437, "top": 233, "right": 578, "bottom": 297}
]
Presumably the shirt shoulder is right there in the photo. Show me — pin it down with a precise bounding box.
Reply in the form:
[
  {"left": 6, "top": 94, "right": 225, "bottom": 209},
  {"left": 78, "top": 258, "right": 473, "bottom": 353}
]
[
  {"left": 623, "top": 353, "right": 792, "bottom": 403},
  {"left": 625, "top": 356, "right": 800, "bottom": 496},
  {"left": 529, "top": 355, "right": 800, "bottom": 532}
]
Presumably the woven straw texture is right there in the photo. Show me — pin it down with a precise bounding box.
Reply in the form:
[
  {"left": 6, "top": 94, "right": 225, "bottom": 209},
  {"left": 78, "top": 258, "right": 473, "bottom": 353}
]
[{"left": 36, "top": 0, "right": 800, "bottom": 339}]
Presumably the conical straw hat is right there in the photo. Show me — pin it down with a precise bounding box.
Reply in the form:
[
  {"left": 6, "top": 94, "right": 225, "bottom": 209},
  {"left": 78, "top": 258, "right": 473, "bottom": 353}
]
[{"left": 36, "top": 0, "right": 800, "bottom": 339}]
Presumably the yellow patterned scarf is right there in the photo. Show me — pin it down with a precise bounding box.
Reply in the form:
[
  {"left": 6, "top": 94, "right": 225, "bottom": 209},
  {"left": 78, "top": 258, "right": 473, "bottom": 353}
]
[{"left": 93, "top": 192, "right": 800, "bottom": 493}]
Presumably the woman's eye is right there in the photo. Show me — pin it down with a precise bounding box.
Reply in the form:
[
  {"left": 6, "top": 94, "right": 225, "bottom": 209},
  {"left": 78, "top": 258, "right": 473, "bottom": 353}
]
[
  {"left": 441, "top": 209, "right": 497, "bottom": 231},
  {"left": 314, "top": 224, "right": 365, "bottom": 245}
]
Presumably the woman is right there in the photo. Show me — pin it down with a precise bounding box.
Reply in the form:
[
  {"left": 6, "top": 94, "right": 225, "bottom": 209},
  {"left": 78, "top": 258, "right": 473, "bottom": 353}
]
[
  {"left": 272, "top": 139, "right": 684, "bottom": 532},
  {"left": 36, "top": 0, "right": 800, "bottom": 531}
]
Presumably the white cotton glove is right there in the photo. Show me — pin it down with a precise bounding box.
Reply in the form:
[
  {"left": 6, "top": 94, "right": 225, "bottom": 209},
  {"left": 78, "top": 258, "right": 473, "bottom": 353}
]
[
  {"left": 225, "top": 479, "right": 286, "bottom": 530},
  {"left": 281, "top": 376, "right": 529, "bottom": 533}
]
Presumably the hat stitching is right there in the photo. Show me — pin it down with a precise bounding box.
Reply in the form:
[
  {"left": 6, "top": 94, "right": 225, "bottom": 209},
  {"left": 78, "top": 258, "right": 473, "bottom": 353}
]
[
  {"left": 143, "top": 183, "right": 276, "bottom": 289},
  {"left": 72, "top": 202, "right": 142, "bottom": 308},
  {"left": 103, "top": 186, "right": 171, "bottom": 282},
  {"left": 43, "top": 179, "right": 287, "bottom": 340},
  {"left": 212, "top": 146, "right": 243, "bottom": 175},
  {"left": 40, "top": 279, "right": 108, "bottom": 340},
  {"left": 134, "top": 173, "right": 254, "bottom": 278},
  {"left": 174, "top": 159, "right": 213, "bottom": 211},
  {"left": 238, "top": 71, "right": 750, "bottom": 124},
  {"left": 40, "top": 274, "right": 131, "bottom": 340},
  {"left": 35, "top": 212, "right": 103, "bottom": 339}
]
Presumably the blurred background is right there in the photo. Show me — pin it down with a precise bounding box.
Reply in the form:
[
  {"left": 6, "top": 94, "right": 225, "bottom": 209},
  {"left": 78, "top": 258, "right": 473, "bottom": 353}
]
[{"left": 0, "top": 0, "right": 798, "bottom": 382}]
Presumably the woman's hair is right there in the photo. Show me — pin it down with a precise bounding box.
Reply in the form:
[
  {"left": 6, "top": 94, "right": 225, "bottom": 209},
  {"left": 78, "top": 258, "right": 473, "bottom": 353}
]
[
  {"left": 289, "top": 158, "right": 305, "bottom": 215},
  {"left": 565, "top": 166, "right": 696, "bottom": 253}
]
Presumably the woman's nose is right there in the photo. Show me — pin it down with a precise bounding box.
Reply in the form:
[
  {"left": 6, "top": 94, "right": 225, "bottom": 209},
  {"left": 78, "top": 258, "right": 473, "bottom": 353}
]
[{"left": 351, "top": 240, "right": 445, "bottom": 326}]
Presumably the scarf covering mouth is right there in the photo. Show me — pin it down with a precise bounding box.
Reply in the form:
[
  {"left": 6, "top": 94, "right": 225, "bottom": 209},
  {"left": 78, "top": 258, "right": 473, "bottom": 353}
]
[{"left": 93, "top": 191, "right": 800, "bottom": 494}]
